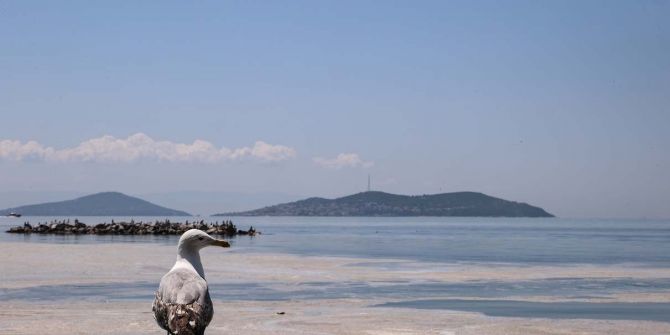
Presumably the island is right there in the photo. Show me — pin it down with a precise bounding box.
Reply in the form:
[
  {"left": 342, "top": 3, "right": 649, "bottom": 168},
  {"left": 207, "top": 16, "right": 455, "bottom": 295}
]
[
  {"left": 0, "top": 192, "right": 191, "bottom": 216},
  {"left": 214, "top": 191, "right": 554, "bottom": 217}
]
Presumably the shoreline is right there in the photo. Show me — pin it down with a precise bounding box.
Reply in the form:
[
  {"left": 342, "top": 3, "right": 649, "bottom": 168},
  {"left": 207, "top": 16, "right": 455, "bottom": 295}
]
[
  {"left": 4, "top": 299, "right": 670, "bottom": 335},
  {"left": 2, "top": 242, "right": 670, "bottom": 334}
]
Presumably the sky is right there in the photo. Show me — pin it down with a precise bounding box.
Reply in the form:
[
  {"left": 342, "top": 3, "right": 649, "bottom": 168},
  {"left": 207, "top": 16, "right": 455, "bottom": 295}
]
[{"left": 1, "top": 1, "right": 669, "bottom": 218}]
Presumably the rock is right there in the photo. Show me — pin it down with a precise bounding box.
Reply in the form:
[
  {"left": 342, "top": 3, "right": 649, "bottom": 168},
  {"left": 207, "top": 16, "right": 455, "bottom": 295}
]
[{"left": 5, "top": 219, "right": 257, "bottom": 237}]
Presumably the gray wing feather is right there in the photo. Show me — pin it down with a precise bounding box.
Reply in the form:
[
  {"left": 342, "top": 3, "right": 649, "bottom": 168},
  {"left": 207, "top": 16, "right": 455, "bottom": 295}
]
[{"left": 153, "top": 269, "right": 213, "bottom": 335}]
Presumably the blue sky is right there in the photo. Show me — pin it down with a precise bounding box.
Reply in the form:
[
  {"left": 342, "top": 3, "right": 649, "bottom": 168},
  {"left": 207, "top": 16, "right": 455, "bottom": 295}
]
[{"left": 1, "top": 1, "right": 669, "bottom": 218}]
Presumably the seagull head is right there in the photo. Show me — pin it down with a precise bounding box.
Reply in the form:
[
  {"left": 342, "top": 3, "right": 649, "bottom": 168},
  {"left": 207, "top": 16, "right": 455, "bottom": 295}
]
[{"left": 178, "top": 229, "right": 230, "bottom": 251}]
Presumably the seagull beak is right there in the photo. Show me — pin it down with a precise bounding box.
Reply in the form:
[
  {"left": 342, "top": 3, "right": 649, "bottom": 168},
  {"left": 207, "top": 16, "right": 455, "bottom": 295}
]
[{"left": 212, "top": 239, "right": 231, "bottom": 248}]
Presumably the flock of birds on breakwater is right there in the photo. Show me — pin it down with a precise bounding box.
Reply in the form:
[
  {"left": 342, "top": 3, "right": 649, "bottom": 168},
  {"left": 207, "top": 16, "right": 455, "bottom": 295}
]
[{"left": 5, "top": 219, "right": 258, "bottom": 236}]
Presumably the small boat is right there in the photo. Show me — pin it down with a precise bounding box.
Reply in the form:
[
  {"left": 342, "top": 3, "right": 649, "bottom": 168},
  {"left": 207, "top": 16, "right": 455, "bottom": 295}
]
[{"left": 7, "top": 212, "right": 22, "bottom": 218}]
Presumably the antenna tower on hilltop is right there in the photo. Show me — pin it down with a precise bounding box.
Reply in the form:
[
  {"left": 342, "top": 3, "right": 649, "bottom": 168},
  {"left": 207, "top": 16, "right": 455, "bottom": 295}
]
[{"left": 367, "top": 174, "right": 371, "bottom": 192}]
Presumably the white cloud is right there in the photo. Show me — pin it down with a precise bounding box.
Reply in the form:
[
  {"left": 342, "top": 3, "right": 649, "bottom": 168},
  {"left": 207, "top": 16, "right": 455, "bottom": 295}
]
[
  {"left": 313, "top": 153, "right": 374, "bottom": 169},
  {"left": 0, "top": 133, "right": 296, "bottom": 163},
  {"left": 229, "top": 140, "right": 298, "bottom": 162},
  {"left": 0, "top": 140, "right": 55, "bottom": 161}
]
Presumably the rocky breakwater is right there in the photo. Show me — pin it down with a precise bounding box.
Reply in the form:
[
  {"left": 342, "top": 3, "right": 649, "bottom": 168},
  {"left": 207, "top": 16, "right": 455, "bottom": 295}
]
[{"left": 6, "top": 219, "right": 257, "bottom": 236}]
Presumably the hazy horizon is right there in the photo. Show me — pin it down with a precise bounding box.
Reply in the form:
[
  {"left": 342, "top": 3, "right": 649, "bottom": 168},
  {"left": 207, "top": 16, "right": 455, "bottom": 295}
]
[{"left": 2, "top": 1, "right": 668, "bottom": 219}]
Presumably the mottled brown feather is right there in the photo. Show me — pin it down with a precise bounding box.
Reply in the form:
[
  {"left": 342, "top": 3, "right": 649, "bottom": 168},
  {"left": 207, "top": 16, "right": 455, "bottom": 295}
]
[{"left": 153, "top": 268, "right": 213, "bottom": 335}]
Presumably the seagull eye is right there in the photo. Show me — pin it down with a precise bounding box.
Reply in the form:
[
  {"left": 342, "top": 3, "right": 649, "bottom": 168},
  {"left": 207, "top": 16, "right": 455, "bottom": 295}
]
[{"left": 198, "top": 237, "right": 204, "bottom": 241}]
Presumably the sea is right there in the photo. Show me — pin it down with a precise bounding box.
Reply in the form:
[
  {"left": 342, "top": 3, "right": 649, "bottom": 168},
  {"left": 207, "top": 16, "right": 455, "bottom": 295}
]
[{"left": 2, "top": 216, "right": 670, "bottom": 322}]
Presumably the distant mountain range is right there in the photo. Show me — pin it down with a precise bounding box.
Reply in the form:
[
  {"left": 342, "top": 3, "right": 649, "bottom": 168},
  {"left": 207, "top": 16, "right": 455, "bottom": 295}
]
[
  {"left": 1, "top": 191, "right": 553, "bottom": 218},
  {"left": 0, "top": 192, "right": 191, "bottom": 216},
  {"left": 214, "top": 191, "right": 554, "bottom": 217},
  {"left": 140, "top": 191, "right": 302, "bottom": 216}
]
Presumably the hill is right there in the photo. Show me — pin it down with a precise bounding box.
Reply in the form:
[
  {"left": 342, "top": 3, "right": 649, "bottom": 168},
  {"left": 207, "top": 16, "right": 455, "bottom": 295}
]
[
  {"left": 0, "top": 192, "right": 191, "bottom": 216},
  {"left": 213, "top": 191, "right": 554, "bottom": 217}
]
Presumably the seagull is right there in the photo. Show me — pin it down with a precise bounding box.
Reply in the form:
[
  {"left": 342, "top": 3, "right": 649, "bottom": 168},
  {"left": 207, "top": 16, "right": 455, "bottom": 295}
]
[{"left": 153, "top": 229, "right": 230, "bottom": 335}]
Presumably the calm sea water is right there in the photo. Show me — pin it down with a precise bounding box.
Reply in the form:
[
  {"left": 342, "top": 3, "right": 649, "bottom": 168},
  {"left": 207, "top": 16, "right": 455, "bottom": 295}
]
[
  {"left": 2, "top": 216, "right": 670, "bottom": 266},
  {"left": 3, "top": 216, "right": 670, "bottom": 321}
]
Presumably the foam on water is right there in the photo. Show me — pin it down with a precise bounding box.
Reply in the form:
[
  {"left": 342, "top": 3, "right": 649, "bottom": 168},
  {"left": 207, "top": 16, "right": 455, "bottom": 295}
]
[{"left": 376, "top": 299, "right": 670, "bottom": 322}]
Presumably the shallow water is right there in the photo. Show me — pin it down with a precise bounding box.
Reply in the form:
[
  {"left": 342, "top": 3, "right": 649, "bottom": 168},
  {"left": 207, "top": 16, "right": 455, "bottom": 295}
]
[
  {"left": 3, "top": 216, "right": 670, "bottom": 322},
  {"left": 2, "top": 216, "right": 670, "bottom": 265},
  {"left": 376, "top": 299, "right": 670, "bottom": 322},
  {"left": 4, "top": 277, "right": 670, "bottom": 303}
]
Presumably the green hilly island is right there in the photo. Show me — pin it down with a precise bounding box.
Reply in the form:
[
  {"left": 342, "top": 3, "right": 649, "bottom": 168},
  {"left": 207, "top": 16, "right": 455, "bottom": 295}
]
[
  {"left": 214, "top": 191, "right": 553, "bottom": 217},
  {"left": 0, "top": 192, "right": 191, "bottom": 216}
]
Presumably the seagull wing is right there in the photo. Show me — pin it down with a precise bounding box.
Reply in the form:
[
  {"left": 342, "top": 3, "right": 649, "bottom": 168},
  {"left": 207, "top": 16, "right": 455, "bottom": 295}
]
[{"left": 153, "top": 268, "right": 213, "bottom": 335}]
